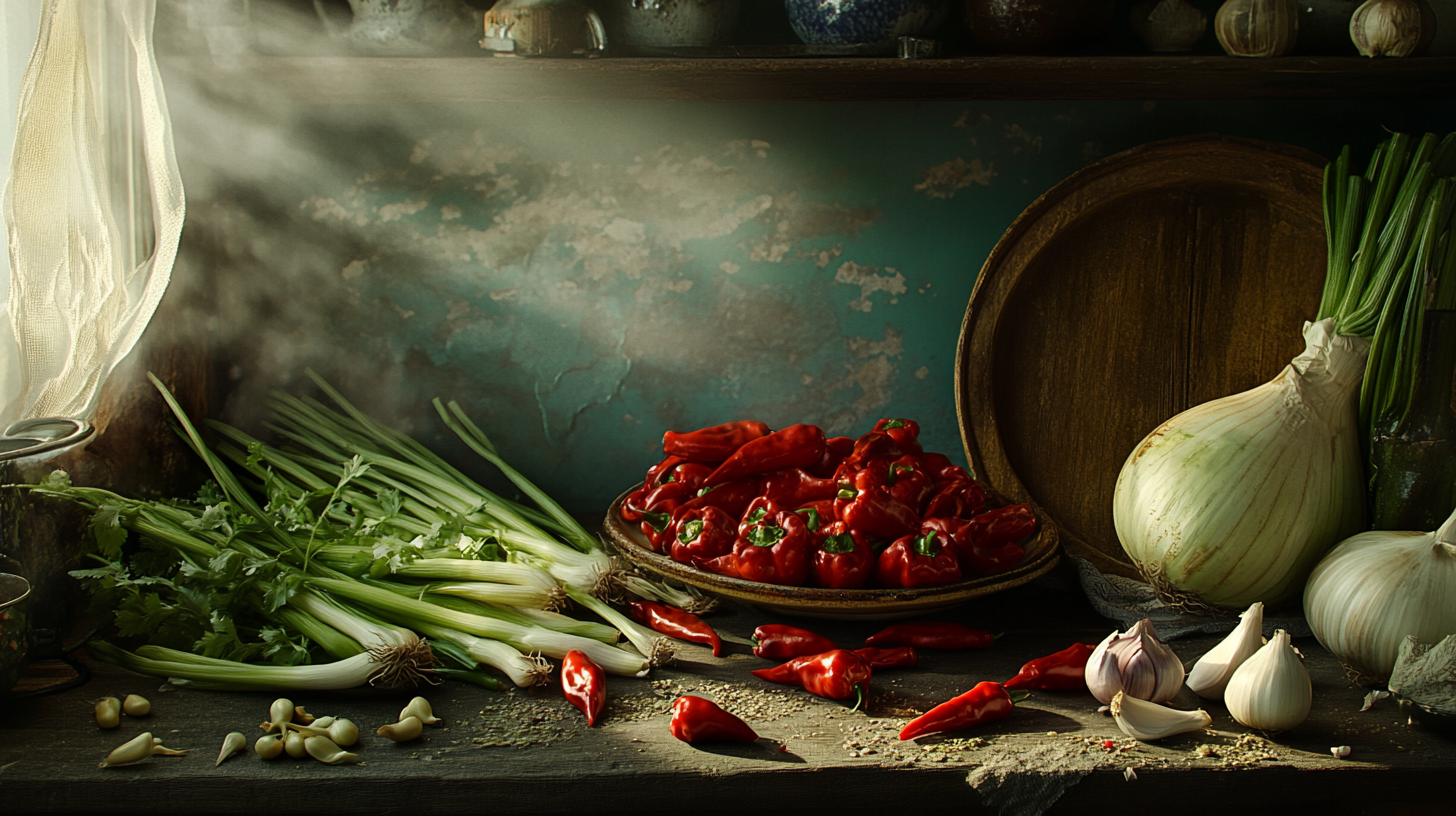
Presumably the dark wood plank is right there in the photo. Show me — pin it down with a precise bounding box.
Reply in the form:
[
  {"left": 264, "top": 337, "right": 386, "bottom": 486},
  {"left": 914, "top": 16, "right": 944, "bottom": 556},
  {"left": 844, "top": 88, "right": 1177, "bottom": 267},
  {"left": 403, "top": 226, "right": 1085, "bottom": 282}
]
[{"left": 159, "top": 55, "right": 1456, "bottom": 103}]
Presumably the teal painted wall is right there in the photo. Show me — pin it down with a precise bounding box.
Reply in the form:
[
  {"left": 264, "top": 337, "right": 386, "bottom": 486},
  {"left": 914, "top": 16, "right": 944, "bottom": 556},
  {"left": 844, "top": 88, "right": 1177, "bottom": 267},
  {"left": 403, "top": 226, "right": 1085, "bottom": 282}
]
[{"left": 164, "top": 93, "right": 1453, "bottom": 512}]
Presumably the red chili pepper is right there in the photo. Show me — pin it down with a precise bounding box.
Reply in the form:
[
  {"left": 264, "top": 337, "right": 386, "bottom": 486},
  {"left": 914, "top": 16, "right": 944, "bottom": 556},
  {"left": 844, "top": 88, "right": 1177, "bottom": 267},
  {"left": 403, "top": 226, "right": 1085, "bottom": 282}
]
[
  {"left": 669, "top": 695, "right": 758, "bottom": 743},
  {"left": 645, "top": 455, "right": 686, "bottom": 488},
  {"left": 705, "top": 424, "right": 827, "bottom": 486},
  {"left": 838, "top": 430, "right": 906, "bottom": 473},
  {"left": 561, "top": 649, "right": 605, "bottom": 726},
  {"left": 733, "top": 509, "right": 812, "bottom": 586},
  {"left": 853, "top": 646, "right": 917, "bottom": 670},
  {"left": 752, "top": 649, "right": 873, "bottom": 709},
  {"left": 667, "top": 462, "right": 716, "bottom": 492},
  {"left": 872, "top": 418, "right": 923, "bottom": 454},
  {"left": 840, "top": 484, "right": 919, "bottom": 542},
  {"left": 875, "top": 530, "right": 962, "bottom": 588},
  {"left": 669, "top": 506, "right": 737, "bottom": 568},
  {"left": 760, "top": 467, "right": 840, "bottom": 508},
  {"left": 919, "top": 517, "right": 1022, "bottom": 578},
  {"left": 663, "top": 420, "right": 771, "bottom": 463},
  {"left": 809, "top": 435, "right": 855, "bottom": 478},
  {"left": 811, "top": 521, "right": 874, "bottom": 589},
  {"left": 885, "top": 454, "right": 932, "bottom": 516},
  {"left": 865, "top": 621, "right": 997, "bottom": 650},
  {"left": 627, "top": 600, "right": 723, "bottom": 657},
  {"left": 1003, "top": 642, "right": 1097, "bottom": 691},
  {"left": 898, "top": 681, "right": 1029, "bottom": 741},
  {"left": 922, "top": 479, "right": 989, "bottom": 520},
  {"left": 969, "top": 504, "right": 1038, "bottom": 547},
  {"left": 751, "top": 624, "right": 838, "bottom": 660},
  {"left": 917, "top": 451, "right": 970, "bottom": 489}
]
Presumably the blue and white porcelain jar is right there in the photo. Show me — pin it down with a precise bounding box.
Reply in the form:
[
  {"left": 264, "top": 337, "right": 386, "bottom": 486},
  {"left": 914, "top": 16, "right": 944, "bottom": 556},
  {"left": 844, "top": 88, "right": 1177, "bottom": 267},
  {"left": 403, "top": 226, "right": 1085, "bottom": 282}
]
[{"left": 784, "top": 0, "right": 950, "bottom": 46}]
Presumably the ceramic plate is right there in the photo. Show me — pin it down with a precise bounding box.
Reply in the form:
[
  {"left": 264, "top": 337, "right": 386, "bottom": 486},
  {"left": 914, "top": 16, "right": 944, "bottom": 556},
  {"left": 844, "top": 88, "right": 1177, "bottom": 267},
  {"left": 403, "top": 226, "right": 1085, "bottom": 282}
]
[{"left": 601, "top": 484, "right": 1061, "bottom": 620}]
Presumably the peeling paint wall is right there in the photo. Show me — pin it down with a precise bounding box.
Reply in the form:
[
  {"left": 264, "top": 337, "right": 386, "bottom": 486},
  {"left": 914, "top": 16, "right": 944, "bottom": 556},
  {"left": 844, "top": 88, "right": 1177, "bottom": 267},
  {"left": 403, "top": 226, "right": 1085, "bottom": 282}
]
[{"left": 160, "top": 95, "right": 1453, "bottom": 512}]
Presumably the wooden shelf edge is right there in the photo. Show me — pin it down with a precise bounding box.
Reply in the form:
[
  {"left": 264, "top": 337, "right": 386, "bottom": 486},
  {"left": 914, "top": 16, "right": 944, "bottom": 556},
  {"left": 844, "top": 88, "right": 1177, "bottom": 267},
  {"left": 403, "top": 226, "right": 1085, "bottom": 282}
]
[{"left": 159, "top": 54, "right": 1456, "bottom": 102}]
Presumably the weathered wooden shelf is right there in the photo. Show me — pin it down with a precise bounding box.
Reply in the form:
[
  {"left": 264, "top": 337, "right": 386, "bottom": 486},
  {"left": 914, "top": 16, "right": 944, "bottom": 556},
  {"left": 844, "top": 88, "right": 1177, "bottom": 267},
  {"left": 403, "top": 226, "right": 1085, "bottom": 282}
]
[
  {"left": 160, "top": 55, "right": 1456, "bottom": 103},
  {"left": 3, "top": 576, "right": 1454, "bottom": 816}
]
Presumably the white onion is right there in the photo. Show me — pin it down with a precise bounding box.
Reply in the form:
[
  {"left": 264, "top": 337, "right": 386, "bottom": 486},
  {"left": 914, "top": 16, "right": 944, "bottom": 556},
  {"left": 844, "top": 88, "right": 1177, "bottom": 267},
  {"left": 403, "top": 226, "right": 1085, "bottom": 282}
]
[
  {"left": 1113, "top": 319, "right": 1368, "bottom": 609},
  {"left": 1303, "top": 507, "right": 1456, "bottom": 684}
]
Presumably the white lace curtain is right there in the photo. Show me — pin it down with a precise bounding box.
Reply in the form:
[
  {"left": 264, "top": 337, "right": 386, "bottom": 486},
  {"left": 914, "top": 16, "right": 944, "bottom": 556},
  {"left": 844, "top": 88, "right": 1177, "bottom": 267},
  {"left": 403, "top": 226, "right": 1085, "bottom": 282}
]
[{"left": 0, "top": 0, "right": 184, "bottom": 427}]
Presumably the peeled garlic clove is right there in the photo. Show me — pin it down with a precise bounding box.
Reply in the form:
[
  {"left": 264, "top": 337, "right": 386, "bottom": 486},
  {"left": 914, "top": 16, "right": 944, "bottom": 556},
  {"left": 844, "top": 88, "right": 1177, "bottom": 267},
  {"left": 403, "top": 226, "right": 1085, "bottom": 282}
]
[
  {"left": 304, "top": 735, "right": 360, "bottom": 765},
  {"left": 262, "top": 697, "right": 294, "bottom": 732},
  {"left": 285, "top": 729, "right": 309, "bottom": 759},
  {"left": 1350, "top": 0, "right": 1432, "bottom": 57},
  {"left": 327, "top": 717, "right": 359, "bottom": 747},
  {"left": 94, "top": 697, "right": 121, "bottom": 729},
  {"left": 400, "top": 696, "right": 442, "bottom": 726},
  {"left": 1187, "top": 601, "right": 1264, "bottom": 700},
  {"left": 122, "top": 694, "right": 150, "bottom": 717},
  {"left": 1331, "top": 745, "right": 1352, "bottom": 758},
  {"left": 256, "top": 733, "right": 285, "bottom": 760},
  {"left": 378, "top": 716, "right": 423, "bottom": 743},
  {"left": 1110, "top": 691, "right": 1212, "bottom": 742},
  {"left": 293, "top": 706, "right": 318, "bottom": 725},
  {"left": 1224, "top": 629, "right": 1312, "bottom": 731},
  {"left": 98, "top": 733, "right": 187, "bottom": 768},
  {"left": 216, "top": 731, "right": 247, "bottom": 766}
]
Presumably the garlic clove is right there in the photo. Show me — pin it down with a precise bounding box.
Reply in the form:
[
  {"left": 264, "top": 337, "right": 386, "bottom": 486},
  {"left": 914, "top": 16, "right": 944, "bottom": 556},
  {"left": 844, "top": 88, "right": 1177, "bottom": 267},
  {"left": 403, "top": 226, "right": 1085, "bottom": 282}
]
[
  {"left": 304, "top": 735, "right": 360, "bottom": 765},
  {"left": 1110, "top": 691, "right": 1212, "bottom": 742},
  {"left": 284, "top": 729, "right": 309, "bottom": 759},
  {"left": 327, "top": 718, "right": 359, "bottom": 747},
  {"left": 255, "top": 733, "right": 285, "bottom": 760},
  {"left": 292, "top": 706, "right": 317, "bottom": 725},
  {"left": 1224, "top": 629, "right": 1312, "bottom": 731},
  {"left": 311, "top": 716, "right": 336, "bottom": 728},
  {"left": 1331, "top": 745, "right": 1352, "bottom": 758},
  {"left": 378, "top": 716, "right": 424, "bottom": 743},
  {"left": 94, "top": 697, "right": 121, "bottom": 729},
  {"left": 98, "top": 733, "right": 187, "bottom": 768},
  {"left": 400, "top": 696, "right": 443, "bottom": 726},
  {"left": 216, "top": 731, "right": 246, "bottom": 767},
  {"left": 262, "top": 697, "right": 294, "bottom": 732},
  {"left": 1187, "top": 601, "right": 1265, "bottom": 700},
  {"left": 122, "top": 694, "right": 150, "bottom": 717},
  {"left": 1086, "top": 629, "right": 1131, "bottom": 704}
]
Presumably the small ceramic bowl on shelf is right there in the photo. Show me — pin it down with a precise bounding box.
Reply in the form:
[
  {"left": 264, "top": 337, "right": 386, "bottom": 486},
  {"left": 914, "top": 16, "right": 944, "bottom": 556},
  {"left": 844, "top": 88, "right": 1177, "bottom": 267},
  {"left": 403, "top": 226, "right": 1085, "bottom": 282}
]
[
  {"left": 601, "top": 484, "right": 1062, "bottom": 620},
  {"left": 784, "top": 0, "right": 951, "bottom": 50}
]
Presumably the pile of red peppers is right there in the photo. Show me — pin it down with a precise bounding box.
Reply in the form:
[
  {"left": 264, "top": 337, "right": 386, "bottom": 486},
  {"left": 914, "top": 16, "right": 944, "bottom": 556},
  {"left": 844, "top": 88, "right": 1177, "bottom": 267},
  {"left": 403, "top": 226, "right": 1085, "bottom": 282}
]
[{"left": 620, "top": 418, "right": 1038, "bottom": 588}]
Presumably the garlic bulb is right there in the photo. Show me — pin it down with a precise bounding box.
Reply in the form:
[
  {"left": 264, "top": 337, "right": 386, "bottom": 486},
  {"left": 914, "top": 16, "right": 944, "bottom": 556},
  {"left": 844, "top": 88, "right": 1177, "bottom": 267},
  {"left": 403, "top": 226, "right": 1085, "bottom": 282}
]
[
  {"left": 1350, "top": 0, "right": 1433, "bottom": 56},
  {"left": 1110, "top": 691, "right": 1212, "bottom": 741},
  {"left": 1224, "top": 629, "right": 1311, "bottom": 731},
  {"left": 1303, "top": 506, "right": 1456, "bottom": 684},
  {"left": 1215, "top": 0, "right": 1300, "bottom": 56},
  {"left": 1114, "top": 319, "right": 1367, "bottom": 610},
  {"left": 1131, "top": 0, "right": 1207, "bottom": 52},
  {"left": 1186, "top": 602, "right": 1264, "bottom": 700},
  {"left": 1085, "top": 619, "right": 1185, "bottom": 705}
]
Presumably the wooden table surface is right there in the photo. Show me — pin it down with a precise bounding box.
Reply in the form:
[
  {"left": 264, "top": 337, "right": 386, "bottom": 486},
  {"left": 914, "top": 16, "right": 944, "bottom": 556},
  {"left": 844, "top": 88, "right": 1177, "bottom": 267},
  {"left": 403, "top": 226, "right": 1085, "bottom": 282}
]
[{"left": 1, "top": 566, "right": 1450, "bottom": 816}]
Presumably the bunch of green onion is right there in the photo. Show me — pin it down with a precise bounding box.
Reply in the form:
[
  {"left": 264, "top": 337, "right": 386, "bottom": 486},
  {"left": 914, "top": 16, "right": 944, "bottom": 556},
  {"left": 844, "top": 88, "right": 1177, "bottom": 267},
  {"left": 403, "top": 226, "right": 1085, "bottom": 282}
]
[{"left": 36, "top": 371, "right": 705, "bottom": 691}]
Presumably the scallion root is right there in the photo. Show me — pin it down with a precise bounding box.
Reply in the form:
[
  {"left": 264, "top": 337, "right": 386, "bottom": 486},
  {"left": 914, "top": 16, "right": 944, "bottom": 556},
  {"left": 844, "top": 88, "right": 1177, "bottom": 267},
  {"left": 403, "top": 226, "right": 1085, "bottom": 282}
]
[{"left": 366, "top": 639, "right": 439, "bottom": 688}]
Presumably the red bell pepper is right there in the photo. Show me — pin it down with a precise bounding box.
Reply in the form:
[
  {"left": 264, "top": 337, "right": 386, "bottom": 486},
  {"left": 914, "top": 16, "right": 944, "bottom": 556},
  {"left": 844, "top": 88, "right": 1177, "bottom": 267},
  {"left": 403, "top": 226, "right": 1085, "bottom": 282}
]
[
  {"left": 627, "top": 600, "right": 723, "bottom": 657},
  {"left": 922, "top": 479, "right": 989, "bottom": 520},
  {"left": 837, "top": 431, "right": 906, "bottom": 473},
  {"left": 1003, "top": 642, "right": 1097, "bottom": 691},
  {"left": 885, "top": 454, "right": 932, "bottom": 516},
  {"left": 760, "top": 468, "right": 840, "bottom": 508},
  {"left": 864, "top": 621, "right": 997, "bottom": 650},
  {"left": 663, "top": 420, "right": 771, "bottom": 463},
  {"left": 916, "top": 451, "right": 969, "bottom": 489},
  {"left": 561, "top": 650, "right": 605, "bottom": 726},
  {"left": 811, "top": 522, "right": 874, "bottom": 589},
  {"left": 704, "top": 424, "right": 827, "bottom": 486},
  {"left": 840, "top": 484, "right": 919, "bottom": 542},
  {"left": 751, "top": 624, "right": 837, "bottom": 660},
  {"left": 872, "top": 418, "right": 923, "bottom": 454},
  {"left": 667, "top": 477, "right": 762, "bottom": 526},
  {"left": 920, "top": 517, "right": 1022, "bottom": 578},
  {"left": 667, "top": 462, "right": 716, "bottom": 492},
  {"left": 669, "top": 506, "right": 737, "bottom": 567},
  {"left": 898, "top": 681, "right": 1029, "bottom": 741},
  {"left": 670, "top": 695, "right": 758, "bottom": 743},
  {"left": 645, "top": 455, "right": 686, "bottom": 488},
  {"left": 853, "top": 646, "right": 917, "bottom": 670},
  {"left": 733, "top": 509, "right": 813, "bottom": 586},
  {"left": 875, "top": 530, "right": 962, "bottom": 588},
  {"left": 752, "top": 649, "right": 872, "bottom": 709},
  {"left": 737, "top": 496, "right": 789, "bottom": 538},
  {"left": 809, "top": 435, "right": 855, "bottom": 478}
]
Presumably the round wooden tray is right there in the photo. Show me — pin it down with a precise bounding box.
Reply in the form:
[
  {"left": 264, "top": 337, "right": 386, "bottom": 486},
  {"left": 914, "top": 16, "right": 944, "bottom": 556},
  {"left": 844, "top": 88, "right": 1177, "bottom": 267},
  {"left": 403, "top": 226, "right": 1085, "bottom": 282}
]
[
  {"left": 601, "top": 485, "right": 1061, "bottom": 620},
  {"left": 955, "top": 134, "right": 1329, "bottom": 580}
]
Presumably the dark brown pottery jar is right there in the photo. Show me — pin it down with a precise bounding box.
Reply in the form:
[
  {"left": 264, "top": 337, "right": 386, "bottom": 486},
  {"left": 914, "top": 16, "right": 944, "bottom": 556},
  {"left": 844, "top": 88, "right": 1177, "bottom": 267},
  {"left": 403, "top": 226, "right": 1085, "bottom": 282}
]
[{"left": 964, "top": 0, "right": 1116, "bottom": 53}]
